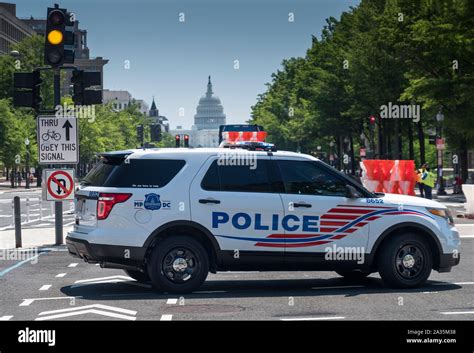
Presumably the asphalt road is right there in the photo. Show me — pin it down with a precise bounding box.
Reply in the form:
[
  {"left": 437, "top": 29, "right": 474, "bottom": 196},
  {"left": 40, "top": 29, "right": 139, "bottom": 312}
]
[{"left": 0, "top": 223, "right": 473, "bottom": 321}]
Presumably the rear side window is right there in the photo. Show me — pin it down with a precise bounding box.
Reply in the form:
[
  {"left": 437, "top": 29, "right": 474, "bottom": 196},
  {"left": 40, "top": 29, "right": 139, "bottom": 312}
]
[
  {"left": 82, "top": 158, "right": 185, "bottom": 188},
  {"left": 201, "top": 159, "right": 271, "bottom": 193}
]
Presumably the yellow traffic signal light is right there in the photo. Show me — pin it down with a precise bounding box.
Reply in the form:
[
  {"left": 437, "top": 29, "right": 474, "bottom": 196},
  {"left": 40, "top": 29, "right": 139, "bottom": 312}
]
[{"left": 47, "top": 30, "right": 63, "bottom": 45}]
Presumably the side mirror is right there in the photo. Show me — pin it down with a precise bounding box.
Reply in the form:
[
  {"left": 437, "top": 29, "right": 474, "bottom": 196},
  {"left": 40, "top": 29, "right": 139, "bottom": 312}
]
[{"left": 345, "top": 185, "right": 360, "bottom": 198}]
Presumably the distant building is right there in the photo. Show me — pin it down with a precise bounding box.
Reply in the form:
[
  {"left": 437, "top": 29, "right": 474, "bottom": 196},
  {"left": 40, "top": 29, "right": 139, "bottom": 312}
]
[
  {"left": 149, "top": 97, "right": 169, "bottom": 133},
  {"left": 0, "top": 3, "right": 34, "bottom": 54},
  {"left": 170, "top": 76, "right": 225, "bottom": 147},
  {"left": 194, "top": 76, "right": 226, "bottom": 130}
]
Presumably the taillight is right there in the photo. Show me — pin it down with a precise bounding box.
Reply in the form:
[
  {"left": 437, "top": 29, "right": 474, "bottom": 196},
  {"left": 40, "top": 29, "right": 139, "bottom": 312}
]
[{"left": 97, "top": 193, "right": 132, "bottom": 220}]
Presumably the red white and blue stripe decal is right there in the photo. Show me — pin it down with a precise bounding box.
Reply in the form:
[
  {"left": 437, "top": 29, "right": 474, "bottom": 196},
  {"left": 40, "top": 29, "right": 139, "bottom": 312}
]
[{"left": 216, "top": 205, "right": 433, "bottom": 248}]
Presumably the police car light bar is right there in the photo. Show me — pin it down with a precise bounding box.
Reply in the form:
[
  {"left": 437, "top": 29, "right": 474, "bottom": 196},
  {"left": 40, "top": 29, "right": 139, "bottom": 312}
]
[{"left": 219, "top": 130, "right": 275, "bottom": 151}]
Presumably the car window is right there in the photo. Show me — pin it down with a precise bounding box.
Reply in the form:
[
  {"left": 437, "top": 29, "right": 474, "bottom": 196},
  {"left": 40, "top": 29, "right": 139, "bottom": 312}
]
[
  {"left": 83, "top": 159, "right": 185, "bottom": 188},
  {"left": 201, "top": 159, "right": 271, "bottom": 193},
  {"left": 277, "top": 160, "right": 347, "bottom": 196},
  {"left": 201, "top": 160, "right": 220, "bottom": 191}
]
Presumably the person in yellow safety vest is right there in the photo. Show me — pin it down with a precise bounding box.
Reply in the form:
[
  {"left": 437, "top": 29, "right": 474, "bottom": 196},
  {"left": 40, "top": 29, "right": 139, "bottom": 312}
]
[
  {"left": 415, "top": 167, "right": 425, "bottom": 198},
  {"left": 420, "top": 163, "right": 435, "bottom": 200}
]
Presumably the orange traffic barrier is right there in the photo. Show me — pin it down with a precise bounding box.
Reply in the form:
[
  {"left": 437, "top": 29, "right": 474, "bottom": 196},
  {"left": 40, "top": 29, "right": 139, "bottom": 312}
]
[{"left": 360, "top": 160, "right": 417, "bottom": 195}]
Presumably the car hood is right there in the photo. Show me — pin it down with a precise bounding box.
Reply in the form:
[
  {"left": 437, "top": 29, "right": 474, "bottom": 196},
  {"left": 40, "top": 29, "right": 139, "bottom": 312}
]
[{"left": 380, "top": 193, "right": 446, "bottom": 209}]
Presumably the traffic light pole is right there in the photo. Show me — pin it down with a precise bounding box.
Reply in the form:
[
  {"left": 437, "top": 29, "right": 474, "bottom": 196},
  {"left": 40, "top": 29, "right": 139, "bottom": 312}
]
[{"left": 53, "top": 68, "right": 63, "bottom": 245}]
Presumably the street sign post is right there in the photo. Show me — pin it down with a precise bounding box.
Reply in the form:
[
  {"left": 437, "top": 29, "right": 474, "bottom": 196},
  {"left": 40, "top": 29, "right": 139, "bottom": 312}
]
[
  {"left": 37, "top": 115, "right": 79, "bottom": 164},
  {"left": 44, "top": 169, "right": 75, "bottom": 201}
]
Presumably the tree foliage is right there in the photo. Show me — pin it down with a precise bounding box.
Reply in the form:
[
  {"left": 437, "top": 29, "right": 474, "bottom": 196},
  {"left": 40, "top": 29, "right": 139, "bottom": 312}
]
[{"left": 251, "top": 0, "right": 474, "bottom": 179}]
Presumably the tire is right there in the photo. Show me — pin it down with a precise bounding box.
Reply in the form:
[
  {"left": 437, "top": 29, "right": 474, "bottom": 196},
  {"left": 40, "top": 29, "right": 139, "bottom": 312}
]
[
  {"left": 378, "top": 233, "right": 433, "bottom": 288},
  {"left": 147, "top": 235, "right": 209, "bottom": 294},
  {"left": 336, "top": 270, "right": 371, "bottom": 281},
  {"left": 124, "top": 269, "right": 150, "bottom": 283}
]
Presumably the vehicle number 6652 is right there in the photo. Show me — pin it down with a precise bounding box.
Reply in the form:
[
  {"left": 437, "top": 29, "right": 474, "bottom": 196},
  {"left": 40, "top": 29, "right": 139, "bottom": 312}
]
[{"left": 366, "top": 198, "right": 384, "bottom": 204}]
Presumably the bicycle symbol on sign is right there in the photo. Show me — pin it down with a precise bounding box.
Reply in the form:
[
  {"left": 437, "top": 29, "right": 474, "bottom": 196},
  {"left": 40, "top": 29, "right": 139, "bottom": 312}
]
[{"left": 41, "top": 130, "right": 61, "bottom": 142}]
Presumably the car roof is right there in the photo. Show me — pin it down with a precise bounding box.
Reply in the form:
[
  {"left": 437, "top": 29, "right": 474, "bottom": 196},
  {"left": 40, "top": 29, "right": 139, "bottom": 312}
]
[{"left": 124, "top": 148, "right": 317, "bottom": 161}]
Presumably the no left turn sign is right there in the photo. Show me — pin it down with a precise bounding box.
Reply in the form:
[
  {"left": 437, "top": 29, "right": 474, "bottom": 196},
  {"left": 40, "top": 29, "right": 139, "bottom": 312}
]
[{"left": 45, "top": 169, "right": 75, "bottom": 201}]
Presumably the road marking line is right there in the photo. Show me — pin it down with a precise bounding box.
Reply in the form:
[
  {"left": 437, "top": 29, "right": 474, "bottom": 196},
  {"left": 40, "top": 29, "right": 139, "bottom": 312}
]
[
  {"left": 281, "top": 316, "right": 345, "bottom": 321},
  {"left": 36, "top": 309, "right": 136, "bottom": 321},
  {"left": 160, "top": 314, "right": 173, "bottom": 321},
  {"left": 167, "top": 299, "right": 178, "bottom": 304},
  {"left": 20, "top": 296, "right": 80, "bottom": 306},
  {"left": 441, "top": 311, "right": 474, "bottom": 315},
  {"left": 55, "top": 273, "right": 67, "bottom": 278},
  {"left": 39, "top": 285, "right": 52, "bottom": 291},
  {"left": 0, "top": 315, "right": 13, "bottom": 321},
  {"left": 433, "top": 282, "right": 474, "bottom": 286},
  {"left": 19, "top": 299, "right": 34, "bottom": 306},
  {"left": 454, "top": 224, "right": 474, "bottom": 227},
  {"left": 68, "top": 263, "right": 78, "bottom": 267},
  {"left": 459, "top": 235, "right": 474, "bottom": 238},
  {"left": 38, "top": 304, "right": 137, "bottom": 316},
  {"left": 74, "top": 275, "right": 132, "bottom": 283},
  {"left": 0, "top": 254, "right": 43, "bottom": 277}
]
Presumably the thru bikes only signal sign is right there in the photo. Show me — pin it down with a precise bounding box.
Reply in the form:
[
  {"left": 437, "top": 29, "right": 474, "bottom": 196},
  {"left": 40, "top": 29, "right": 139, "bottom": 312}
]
[{"left": 37, "top": 115, "right": 78, "bottom": 164}]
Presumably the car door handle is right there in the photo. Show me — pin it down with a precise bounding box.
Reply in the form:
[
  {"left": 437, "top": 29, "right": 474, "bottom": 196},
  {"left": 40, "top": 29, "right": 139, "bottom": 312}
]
[
  {"left": 199, "top": 199, "right": 221, "bottom": 204},
  {"left": 293, "top": 202, "right": 312, "bottom": 208}
]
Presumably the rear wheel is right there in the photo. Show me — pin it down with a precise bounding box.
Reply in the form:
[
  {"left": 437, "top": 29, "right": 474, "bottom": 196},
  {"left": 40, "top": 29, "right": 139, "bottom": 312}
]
[
  {"left": 124, "top": 269, "right": 150, "bottom": 283},
  {"left": 147, "top": 236, "right": 209, "bottom": 294},
  {"left": 336, "top": 270, "right": 371, "bottom": 281},
  {"left": 378, "top": 233, "right": 433, "bottom": 288}
]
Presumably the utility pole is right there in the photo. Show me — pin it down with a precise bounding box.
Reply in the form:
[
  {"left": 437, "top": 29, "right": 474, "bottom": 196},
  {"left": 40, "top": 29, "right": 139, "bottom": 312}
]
[{"left": 53, "top": 68, "right": 63, "bottom": 245}]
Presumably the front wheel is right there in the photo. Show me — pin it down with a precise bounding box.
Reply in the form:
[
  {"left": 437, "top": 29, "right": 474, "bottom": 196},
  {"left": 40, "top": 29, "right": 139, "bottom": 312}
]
[
  {"left": 147, "top": 236, "right": 209, "bottom": 294},
  {"left": 378, "top": 233, "right": 433, "bottom": 288}
]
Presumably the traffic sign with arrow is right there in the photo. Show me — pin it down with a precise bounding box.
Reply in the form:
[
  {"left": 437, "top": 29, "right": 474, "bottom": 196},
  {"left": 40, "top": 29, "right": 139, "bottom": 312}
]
[{"left": 37, "top": 115, "right": 78, "bottom": 164}]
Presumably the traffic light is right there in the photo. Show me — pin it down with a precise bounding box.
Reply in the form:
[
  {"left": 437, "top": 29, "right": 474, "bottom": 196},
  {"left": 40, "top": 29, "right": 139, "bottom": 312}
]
[
  {"left": 150, "top": 124, "right": 161, "bottom": 142},
  {"left": 369, "top": 115, "right": 376, "bottom": 127},
  {"left": 13, "top": 70, "right": 42, "bottom": 110},
  {"left": 175, "top": 134, "right": 181, "bottom": 148},
  {"left": 184, "top": 134, "right": 189, "bottom": 147},
  {"left": 71, "top": 69, "right": 102, "bottom": 105},
  {"left": 137, "top": 125, "right": 144, "bottom": 143},
  {"left": 44, "top": 5, "right": 75, "bottom": 67}
]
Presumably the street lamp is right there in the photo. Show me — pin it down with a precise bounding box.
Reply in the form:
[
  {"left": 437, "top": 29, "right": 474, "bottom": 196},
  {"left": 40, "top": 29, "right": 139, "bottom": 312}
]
[
  {"left": 25, "top": 138, "right": 30, "bottom": 189},
  {"left": 436, "top": 110, "right": 446, "bottom": 195}
]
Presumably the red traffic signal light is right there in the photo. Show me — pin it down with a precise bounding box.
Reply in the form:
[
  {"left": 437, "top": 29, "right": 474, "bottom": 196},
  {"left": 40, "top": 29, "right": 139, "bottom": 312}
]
[
  {"left": 369, "top": 115, "right": 376, "bottom": 124},
  {"left": 184, "top": 134, "right": 189, "bottom": 147},
  {"left": 175, "top": 134, "right": 181, "bottom": 148}
]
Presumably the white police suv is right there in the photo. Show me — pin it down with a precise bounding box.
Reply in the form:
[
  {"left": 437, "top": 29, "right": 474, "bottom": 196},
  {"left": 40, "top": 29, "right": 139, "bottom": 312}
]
[{"left": 67, "top": 148, "right": 460, "bottom": 293}]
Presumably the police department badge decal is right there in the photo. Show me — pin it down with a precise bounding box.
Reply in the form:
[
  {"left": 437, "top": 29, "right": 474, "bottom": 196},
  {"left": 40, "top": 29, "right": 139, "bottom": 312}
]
[{"left": 144, "top": 193, "right": 161, "bottom": 210}]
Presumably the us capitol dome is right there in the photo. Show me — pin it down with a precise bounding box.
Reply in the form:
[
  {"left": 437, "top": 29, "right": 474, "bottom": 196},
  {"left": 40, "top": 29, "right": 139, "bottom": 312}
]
[{"left": 193, "top": 76, "right": 226, "bottom": 130}]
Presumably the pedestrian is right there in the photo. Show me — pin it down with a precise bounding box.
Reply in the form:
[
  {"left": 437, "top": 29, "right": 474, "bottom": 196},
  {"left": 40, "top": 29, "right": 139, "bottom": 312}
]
[
  {"left": 415, "top": 167, "right": 424, "bottom": 198},
  {"left": 16, "top": 171, "right": 22, "bottom": 187},
  {"left": 420, "top": 164, "right": 435, "bottom": 200}
]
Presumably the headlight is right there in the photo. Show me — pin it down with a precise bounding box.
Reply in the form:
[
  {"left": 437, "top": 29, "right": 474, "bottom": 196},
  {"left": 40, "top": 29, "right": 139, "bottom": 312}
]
[{"left": 427, "top": 207, "right": 454, "bottom": 226}]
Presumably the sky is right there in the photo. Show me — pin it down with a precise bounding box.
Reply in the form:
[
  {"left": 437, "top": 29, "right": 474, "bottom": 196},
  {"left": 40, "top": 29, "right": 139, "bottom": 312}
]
[{"left": 15, "top": 0, "right": 360, "bottom": 129}]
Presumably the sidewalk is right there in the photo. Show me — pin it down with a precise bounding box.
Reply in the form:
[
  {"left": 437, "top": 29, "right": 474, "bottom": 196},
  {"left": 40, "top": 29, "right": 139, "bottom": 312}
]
[
  {"left": 0, "top": 225, "right": 73, "bottom": 249},
  {"left": 0, "top": 180, "right": 41, "bottom": 194}
]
